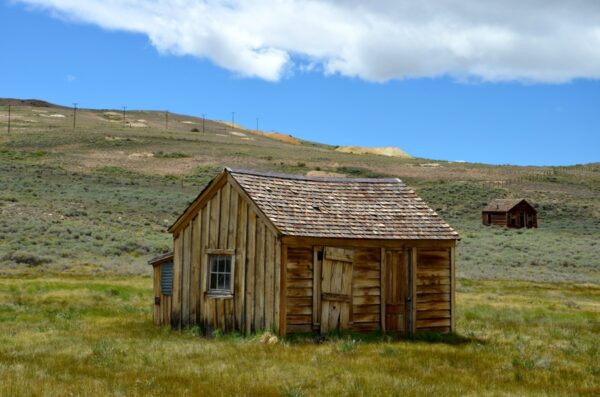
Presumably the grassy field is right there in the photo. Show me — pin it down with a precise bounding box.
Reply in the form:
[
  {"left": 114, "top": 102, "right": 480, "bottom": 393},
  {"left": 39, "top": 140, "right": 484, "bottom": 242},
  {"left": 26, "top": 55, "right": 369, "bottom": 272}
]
[
  {"left": 0, "top": 276, "right": 598, "bottom": 396},
  {"left": 0, "top": 100, "right": 599, "bottom": 396}
]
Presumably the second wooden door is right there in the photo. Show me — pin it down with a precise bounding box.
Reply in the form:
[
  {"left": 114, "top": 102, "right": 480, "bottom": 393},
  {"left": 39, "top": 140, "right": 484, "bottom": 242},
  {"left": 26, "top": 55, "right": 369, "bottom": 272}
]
[{"left": 385, "top": 250, "right": 410, "bottom": 333}]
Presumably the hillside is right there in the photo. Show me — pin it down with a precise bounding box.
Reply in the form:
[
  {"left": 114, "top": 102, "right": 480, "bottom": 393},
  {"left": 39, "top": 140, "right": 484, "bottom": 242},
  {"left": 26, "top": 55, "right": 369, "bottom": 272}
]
[
  {"left": 1, "top": 100, "right": 599, "bottom": 397},
  {"left": 0, "top": 100, "right": 599, "bottom": 283}
]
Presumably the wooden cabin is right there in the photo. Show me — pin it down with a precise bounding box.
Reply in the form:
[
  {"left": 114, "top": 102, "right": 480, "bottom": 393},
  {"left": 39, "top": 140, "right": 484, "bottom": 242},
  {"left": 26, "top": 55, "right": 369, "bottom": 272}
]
[
  {"left": 482, "top": 199, "right": 538, "bottom": 228},
  {"left": 151, "top": 168, "right": 459, "bottom": 336}
]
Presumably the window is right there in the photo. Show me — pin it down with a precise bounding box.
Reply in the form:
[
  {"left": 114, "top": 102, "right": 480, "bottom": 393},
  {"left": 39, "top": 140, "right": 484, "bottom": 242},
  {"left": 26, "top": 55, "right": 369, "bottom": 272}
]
[
  {"left": 160, "top": 263, "right": 173, "bottom": 296},
  {"left": 208, "top": 255, "right": 233, "bottom": 293}
]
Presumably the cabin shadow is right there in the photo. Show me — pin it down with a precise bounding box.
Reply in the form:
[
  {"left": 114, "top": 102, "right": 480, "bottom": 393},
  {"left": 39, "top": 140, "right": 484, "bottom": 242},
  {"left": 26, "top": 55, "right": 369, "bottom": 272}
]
[{"left": 284, "top": 330, "right": 484, "bottom": 346}]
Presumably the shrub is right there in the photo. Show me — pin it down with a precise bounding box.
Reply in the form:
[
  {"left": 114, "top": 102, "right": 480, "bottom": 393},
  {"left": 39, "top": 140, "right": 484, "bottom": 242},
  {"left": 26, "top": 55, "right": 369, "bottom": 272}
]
[
  {"left": 190, "top": 326, "right": 202, "bottom": 336},
  {"left": 336, "top": 166, "right": 389, "bottom": 178},
  {"left": 153, "top": 151, "right": 190, "bottom": 159},
  {"left": 5, "top": 251, "right": 52, "bottom": 266}
]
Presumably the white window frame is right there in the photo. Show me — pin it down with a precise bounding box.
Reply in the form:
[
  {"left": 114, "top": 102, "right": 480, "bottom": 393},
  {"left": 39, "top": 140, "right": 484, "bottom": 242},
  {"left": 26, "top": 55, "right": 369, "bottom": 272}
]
[{"left": 205, "top": 249, "right": 235, "bottom": 295}]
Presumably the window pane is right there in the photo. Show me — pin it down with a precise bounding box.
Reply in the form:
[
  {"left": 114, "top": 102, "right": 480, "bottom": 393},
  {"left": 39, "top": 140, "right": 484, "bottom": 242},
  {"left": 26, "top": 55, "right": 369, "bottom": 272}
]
[
  {"left": 224, "top": 256, "right": 231, "bottom": 273},
  {"left": 208, "top": 254, "right": 233, "bottom": 292}
]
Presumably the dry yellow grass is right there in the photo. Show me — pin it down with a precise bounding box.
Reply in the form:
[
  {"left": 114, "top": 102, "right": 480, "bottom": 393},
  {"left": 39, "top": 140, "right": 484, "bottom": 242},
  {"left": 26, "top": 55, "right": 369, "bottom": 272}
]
[{"left": 0, "top": 276, "right": 598, "bottom": 396}]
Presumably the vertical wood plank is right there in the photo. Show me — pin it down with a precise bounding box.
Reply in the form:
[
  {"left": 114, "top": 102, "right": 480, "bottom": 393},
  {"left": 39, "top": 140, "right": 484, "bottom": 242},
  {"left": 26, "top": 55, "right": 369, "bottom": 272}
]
[
  {"left": 279, "top": 244, "right": 287, "bottom": 335},
  {"left": 161, "top": 290, "right": 166, "bottom": 325},
  {"left": 234, "top": 198, "right": 247, "bottom": 333},
  {"left": 264, "top": 230, "right": 275, "bottom": 330},
  {"left": 411, "top": 247, "right": 418, "bottom": 335},
  {"left": 190, "top": 215, "right": 201, "bottom": 325},
  {"left": 153, "top": 266, "right": 160, "bottom": 325},
  {"left": 245, "top": 209, "right": 256, "bottom": 334},
  {"left": 219, "top": 184, "right": 230, "bottom": 249},
  {"left": 273, "top": 237, "right": 281, "bottom": 332},
  {"left": 208, "top": 191, "right": 219, "bottom": 248},
  {"left": 254, "top": 220, "right": 266, "bottom": 331},
  {"left": 182, "top": 224, "right": 191, "bottom": 328},
  {"left": 313, "top": 246, "right": 322, "bottom": 327},
  {"left": 218, "top": 299, "right": 225, "bottom": 331},
  {"left": 206, "top": 299, "right": 214, "bottom": 334},
  {"left": 380, "top": 247, "right": 386, "bottom": 332},
  {"left": 340, "top": 261, "right": 353, "bottom": 329},
  {"left": 320, "top": 255, "right": 332, "bottom": 334},
  {"left": 199, "top": 207, "right": 209, "bottom": 331},
  {"left": 450, "top": 245, "right": 456, "bottom": 333},
  {"left": 227, "top": 188, "right": 238, "bottom": 250},
  {"left": 172, "top": 233, "right": 183, "bottom": 329}
]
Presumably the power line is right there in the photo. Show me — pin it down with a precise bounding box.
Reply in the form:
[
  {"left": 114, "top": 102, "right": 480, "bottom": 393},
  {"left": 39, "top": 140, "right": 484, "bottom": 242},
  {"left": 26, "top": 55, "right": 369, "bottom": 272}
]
[{"left": 72, "top": 103, "right": 78, "bottom": 130}]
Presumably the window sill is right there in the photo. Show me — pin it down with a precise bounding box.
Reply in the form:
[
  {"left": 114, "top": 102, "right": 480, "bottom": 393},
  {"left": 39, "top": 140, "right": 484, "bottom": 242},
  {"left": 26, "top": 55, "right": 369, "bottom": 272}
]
[{"left": 205, "top": 292, "right": 234, "bottom": 299}]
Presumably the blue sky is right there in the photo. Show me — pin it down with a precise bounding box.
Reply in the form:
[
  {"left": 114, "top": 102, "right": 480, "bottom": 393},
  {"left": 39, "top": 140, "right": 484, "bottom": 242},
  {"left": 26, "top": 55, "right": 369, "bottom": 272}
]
[{"left": 1, "top": 1, "right": 599, "bottom": 166}]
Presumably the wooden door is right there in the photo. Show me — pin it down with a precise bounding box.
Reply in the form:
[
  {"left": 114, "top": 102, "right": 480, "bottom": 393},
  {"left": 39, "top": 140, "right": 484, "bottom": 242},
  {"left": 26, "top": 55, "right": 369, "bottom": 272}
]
[
  {"left": 385, "top": 250, "right": 410, "bottom": 333},
  {"left": 320, "top": 247, "right": 353, "bottom": 333}
]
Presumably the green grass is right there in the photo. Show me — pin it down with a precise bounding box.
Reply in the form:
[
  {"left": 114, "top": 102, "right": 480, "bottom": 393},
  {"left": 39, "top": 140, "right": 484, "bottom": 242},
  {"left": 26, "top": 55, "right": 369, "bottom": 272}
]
[
  {"left": 0, "top": 102, "right": 599, "bottom": 395},
  {"left": 0, "top": 276, "right": 598, "bottom": 396}
]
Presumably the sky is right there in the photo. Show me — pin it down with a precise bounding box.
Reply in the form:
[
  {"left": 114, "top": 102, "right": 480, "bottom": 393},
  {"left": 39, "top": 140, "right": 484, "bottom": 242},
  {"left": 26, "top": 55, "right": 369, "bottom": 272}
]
[{"left": 1, "top": 0, "right": 599, "bottom": 166}]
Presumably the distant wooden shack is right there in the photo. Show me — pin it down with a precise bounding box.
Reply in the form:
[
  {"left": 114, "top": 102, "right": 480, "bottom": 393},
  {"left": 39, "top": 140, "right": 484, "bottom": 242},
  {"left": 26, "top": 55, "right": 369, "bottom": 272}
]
[
  {"left": 150, "top": 167, "right": 459, "bottom": 336},
  {"left": 482, "top": 199, "right": 538, "bottom": 228}
]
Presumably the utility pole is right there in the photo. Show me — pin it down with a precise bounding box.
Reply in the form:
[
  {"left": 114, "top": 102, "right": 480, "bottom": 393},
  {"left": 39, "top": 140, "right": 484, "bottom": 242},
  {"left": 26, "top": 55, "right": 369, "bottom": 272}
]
[
  {"left": 72, "top": 103, "right": 78, "bottom": 130},
  {"left": 256, "top": 117, "right": 259, "bottom": 131},
  {"left": 202, "top": 114, "right": 205, "bottom": 134},
  {"left": 231, "top": 111, "right": 235, "bottom": 128},
  {"left": 165, "top": 110, "right": 169, "bottom": 130},
  {"left": 122, "top": 106, "right": 127, "bottom": 128},
  {"left": 7, "top": 104, "right": 10, "bottom": 134}
]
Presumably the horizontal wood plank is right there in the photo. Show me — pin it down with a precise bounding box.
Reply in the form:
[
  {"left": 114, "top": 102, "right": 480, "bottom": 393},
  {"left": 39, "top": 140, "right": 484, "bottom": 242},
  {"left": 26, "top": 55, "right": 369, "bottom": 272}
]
[
  {"left": 416, "top": 310, "right": 451, "bottom": 320},
  {"left": 416, "top": 301, "right": 451, "bottom": 311},
  {"left": 416, "top": 318, "right": 451, "bottom": 328}
]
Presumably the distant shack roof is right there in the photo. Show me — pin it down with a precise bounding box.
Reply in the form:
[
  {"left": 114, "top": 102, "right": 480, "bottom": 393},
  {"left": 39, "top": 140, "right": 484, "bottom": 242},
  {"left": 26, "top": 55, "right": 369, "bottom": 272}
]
[
  {"left": 148, "top": 251, "right": 173, "bottom": 266},
  {"left": 228, "top": 168, "right": 459, "bottom": 240},
  {"left": 483, "top": 199, "right": 535, "bottom": 213}
]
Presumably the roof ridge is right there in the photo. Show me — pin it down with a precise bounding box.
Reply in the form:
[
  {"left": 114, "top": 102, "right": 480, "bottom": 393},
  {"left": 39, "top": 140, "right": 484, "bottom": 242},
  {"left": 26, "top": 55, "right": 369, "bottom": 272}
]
[{"left": 226, "top": 167, "right": 403, "bottom": 184}]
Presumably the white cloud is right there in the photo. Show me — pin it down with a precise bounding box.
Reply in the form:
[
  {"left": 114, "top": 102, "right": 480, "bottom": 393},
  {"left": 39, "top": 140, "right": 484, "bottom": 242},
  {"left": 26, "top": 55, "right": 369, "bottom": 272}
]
[{"left": 16, "top": 0, "right": 600, "bottom": 82}]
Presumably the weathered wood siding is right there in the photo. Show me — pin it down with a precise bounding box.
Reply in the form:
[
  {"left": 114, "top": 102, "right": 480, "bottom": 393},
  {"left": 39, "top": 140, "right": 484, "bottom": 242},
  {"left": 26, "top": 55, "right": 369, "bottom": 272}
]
[
  {"left": 285, "top": 246, "right": 314, "bottom": 333},
  {"left": 171, "top": 176, "right": 281, "bottom": 334},
  {"left": 507, "top": 202, "right": 538, "bottom": 228},
  {"left": 152, "top": 264, "right": 173, "bottom": 326},
  {"left": 153, "top": 265, "right": 160, "bottom": 325},
  {"left": 482, "top": 212, "right": 509, "bottom": 227},
  {"left": 416, "top": 248, "right": 452, "bottom": 332},
  {"left": 352, "top": 248, "right": 381, "bottom": 332},
  {"left": 281, "top": 241, "right": 455, "bottom": 335}
]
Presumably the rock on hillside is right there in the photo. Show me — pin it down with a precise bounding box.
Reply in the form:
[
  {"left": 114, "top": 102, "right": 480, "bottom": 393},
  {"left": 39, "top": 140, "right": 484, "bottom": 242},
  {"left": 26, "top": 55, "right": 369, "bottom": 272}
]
[{"left": 335, "top": 146, "right": 412, "bottom": 158}]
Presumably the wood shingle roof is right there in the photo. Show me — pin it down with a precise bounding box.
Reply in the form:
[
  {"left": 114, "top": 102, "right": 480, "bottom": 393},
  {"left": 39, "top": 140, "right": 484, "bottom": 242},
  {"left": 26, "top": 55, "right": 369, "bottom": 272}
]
[
  {"left": 228, "top": 168, "right": 459, "bottom": 240},
  {"left": 483, "top": 199, "right": 532, "bottom": 213}
]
